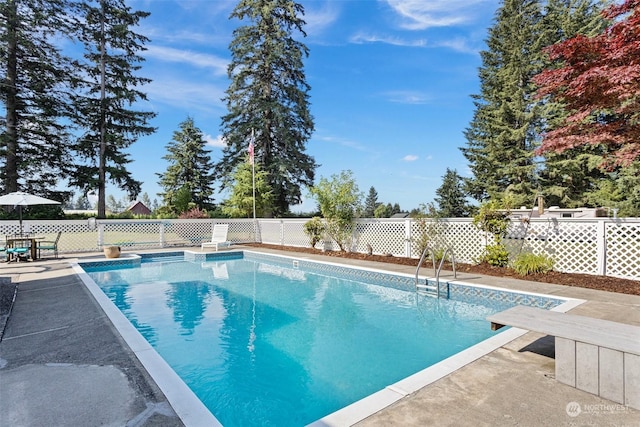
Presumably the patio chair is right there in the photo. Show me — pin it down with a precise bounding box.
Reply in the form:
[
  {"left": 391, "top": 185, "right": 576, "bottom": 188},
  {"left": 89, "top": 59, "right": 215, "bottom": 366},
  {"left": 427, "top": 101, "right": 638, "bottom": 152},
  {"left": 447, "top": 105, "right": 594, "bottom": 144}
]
[
  {"left": 201, "top": 224, "right": 231, "bottom": 251},
  {"left": 37, "top": 231, "right": 62, "bottom": 259},
  {"left": 6, "top": 235, "right": 30, "bottom": 262}
]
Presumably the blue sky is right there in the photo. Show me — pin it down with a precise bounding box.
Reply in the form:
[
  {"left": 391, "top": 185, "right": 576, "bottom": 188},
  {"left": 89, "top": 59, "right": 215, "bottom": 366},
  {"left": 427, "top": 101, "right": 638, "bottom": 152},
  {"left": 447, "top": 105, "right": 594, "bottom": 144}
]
[{"left": 118, "top": 0, "right": 500, "bottom": 212}]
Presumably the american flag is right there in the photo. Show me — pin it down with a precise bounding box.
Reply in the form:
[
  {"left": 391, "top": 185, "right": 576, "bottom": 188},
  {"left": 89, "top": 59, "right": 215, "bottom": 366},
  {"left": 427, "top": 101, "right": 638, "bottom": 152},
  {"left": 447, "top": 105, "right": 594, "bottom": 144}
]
[{"left": 248, "top": 131, "right": 255, "bottom": 165}]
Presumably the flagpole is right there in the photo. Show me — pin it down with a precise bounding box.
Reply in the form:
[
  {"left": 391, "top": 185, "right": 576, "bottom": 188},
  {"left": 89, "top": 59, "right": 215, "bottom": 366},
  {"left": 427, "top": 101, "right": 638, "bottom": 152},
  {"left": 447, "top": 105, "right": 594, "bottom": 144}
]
[
  {"left": 249, "top": 129, "right": 257, "bottom": 243},
  {"left": 251, "top": 129, "right": 256, "bottom": 222}
]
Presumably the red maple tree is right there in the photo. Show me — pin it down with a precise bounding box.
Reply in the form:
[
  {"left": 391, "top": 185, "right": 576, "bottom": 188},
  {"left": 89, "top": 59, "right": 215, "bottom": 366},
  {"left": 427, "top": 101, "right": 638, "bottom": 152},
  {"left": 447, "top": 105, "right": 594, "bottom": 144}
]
[{"left": 534, "top": 0, "right": 640, "bottom": 167}]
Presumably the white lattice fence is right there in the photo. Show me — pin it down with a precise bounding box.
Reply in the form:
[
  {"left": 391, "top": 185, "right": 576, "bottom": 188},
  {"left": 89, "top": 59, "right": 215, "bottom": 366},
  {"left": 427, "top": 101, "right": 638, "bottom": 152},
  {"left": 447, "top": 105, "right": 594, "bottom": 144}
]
[
  {"left": 354, "top": 219, "right": 409, "bottom": 255},
  {"left": 259, "top": 220, "right": 286, "bottom": 246},
  {"left": 101, "top": 220, "right": 165, "bottom": 248},
  {"left": 280, "top": 220, "right": 313, "bottom": 248},
  {"left": 506, "top": 219, "right": 600, "bottom": 275},
  {"left": 413, "top": 220, "right": 487, "bottom": 264},
  {"left": 42, "top": 221, "right": 99, "bottom": 253},
  {"left": 227, "top": 220, "right": 258, "bottom": 243},
  {"left": 2, "top": 217, "right": 639, "bottom": 279},
  {"left": 605, "top": 220, "right": 640, "bottom": 279}
]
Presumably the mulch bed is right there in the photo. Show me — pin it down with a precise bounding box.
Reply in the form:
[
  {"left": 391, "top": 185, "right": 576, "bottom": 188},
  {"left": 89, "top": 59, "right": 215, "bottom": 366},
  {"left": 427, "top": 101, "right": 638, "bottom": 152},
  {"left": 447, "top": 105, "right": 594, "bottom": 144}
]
[{"left": 244, "top": 243, "right": 640, "bottom": 296}]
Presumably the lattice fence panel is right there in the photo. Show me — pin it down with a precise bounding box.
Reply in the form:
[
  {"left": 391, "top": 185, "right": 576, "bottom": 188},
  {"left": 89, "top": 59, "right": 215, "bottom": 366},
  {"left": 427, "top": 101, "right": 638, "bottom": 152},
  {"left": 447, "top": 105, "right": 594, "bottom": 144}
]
[
  {"left": 281, "top": 220, "right": 312, "bottom": 248},
  {"left": 408, "top": 220, "right": 486, "bottom": 264},
  {"left": 506, "top": 219, "right": 599, "bottom": 274},
  {"left": 22, "top": 220, "right": 100, "bottom": 254},
  {"left": 354, "top": 220, "right": 408, "bottom": 255},
  {"left": 162, "top": 220, "right": 256, "bottom": 247},
  {"left": 103, "top": 220, "right": 166, "bottom": 248},
  {"left": 259, "top": 220, "right": 285, "bottom": 246},
  {"left": 605, "top": 221, "right": 640, "bottom": 279},
  {"left": 227, "top": 220, "right": 258, "bottom": 243}
]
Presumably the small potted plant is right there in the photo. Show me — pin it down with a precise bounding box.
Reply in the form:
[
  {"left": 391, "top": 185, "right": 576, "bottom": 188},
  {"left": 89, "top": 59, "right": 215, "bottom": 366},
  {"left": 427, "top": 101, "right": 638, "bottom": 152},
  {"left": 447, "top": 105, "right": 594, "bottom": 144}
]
[{"left": 103, "top": 246, "right": 121, "bottom": 259}]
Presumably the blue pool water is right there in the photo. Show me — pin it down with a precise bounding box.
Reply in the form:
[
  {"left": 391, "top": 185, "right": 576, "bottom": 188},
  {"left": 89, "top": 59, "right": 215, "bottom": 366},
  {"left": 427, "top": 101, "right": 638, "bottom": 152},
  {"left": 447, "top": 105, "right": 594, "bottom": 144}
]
[{"left": 85, "top": 254, "right": 523, "bottom": 426}]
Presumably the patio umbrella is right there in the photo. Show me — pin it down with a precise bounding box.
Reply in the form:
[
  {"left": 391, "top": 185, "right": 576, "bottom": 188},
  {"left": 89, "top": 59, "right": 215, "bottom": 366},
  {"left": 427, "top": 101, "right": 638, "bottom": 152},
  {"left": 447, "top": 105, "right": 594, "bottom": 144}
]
[{"left": 0, "top": 191, "right": 61, "bottom": 235}]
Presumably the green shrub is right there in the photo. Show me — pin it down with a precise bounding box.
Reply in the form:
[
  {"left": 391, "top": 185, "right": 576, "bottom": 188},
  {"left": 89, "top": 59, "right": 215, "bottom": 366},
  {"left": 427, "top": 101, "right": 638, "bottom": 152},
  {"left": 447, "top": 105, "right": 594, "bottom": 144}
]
[
  {"left": 512, "top": 252, "right": 554, "bottom": 275},
  {"left": 481, "top": 243, "right": 510, "bottom": 267},
  {"left": 303, "top": 217, "right": 325, "bottom": 248}
]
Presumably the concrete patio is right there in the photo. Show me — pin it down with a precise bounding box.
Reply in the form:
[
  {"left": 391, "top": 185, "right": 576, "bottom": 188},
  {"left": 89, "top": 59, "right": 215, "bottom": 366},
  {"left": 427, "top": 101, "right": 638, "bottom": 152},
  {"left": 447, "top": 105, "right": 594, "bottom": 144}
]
[{"left": 0, "top": 248, "right": 638, "bottom": 426}]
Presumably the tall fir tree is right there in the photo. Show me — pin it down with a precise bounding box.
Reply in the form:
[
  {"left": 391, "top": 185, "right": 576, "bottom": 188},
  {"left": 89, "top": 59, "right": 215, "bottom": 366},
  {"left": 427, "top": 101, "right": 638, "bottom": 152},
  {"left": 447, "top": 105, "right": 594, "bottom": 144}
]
[
  {"left": 222, "top": 161, "right": 273, "bottom": 218},
  {"left": 157, "top": 117, "right": 216, "bottom": 213},
  {"left": 216, "top": 0, "right": 316, "bottom": 217},
  {"left": 434, "top": 168, "right": 471, "bottom": 218},
  {"left": 70, "top": 0, "right": 155, "bottom": 218},
  {"left": 0, "top": 0, "right": 75, "bottom": 198},
  {"left": 461, "top": 0, "right": 546, "bottom": 207},
  {"left": 363, "top": 186, "right": 379, "bottom": 218}
]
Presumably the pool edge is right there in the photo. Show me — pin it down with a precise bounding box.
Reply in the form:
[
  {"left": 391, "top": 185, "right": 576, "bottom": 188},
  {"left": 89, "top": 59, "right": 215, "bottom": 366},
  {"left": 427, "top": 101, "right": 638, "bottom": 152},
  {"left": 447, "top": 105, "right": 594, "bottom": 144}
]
[
  {"left": 71, "top": 263, "right": 222, "bottom": 427},
  {"left": 307, "top": 298, "right": 585, "bottom": 426}
]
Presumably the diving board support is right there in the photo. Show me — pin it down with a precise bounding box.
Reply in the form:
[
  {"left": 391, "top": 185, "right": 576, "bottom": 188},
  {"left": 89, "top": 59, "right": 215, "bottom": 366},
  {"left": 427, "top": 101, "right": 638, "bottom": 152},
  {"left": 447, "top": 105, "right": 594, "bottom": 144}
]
[{"left": 488, "top": 305, "right": 640, "bottom": 410}]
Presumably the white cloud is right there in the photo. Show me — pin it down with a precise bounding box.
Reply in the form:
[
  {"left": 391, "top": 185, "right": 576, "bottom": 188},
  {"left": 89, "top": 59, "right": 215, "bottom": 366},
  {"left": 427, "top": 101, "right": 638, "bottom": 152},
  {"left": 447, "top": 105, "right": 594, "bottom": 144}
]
[
  {"left": 403, "top": 154, "right": 418, "bottom": 162},
  {"left": 349, "top": 32, "right": 480, "bottom": 55},
  {"left": 433, "top": 37, "right": 481, "bottom": 54},
  {"left": 145, "top": 45, "right": 228, "bottom": 75},
  {"left": 383, "top": 90, "right": 432, "bottom": 105},
  {"left": 350, "top": 33, "right": 427, "bottom": 47},
  {"left": 205, "top": 134, "right": 226, "bottom": 148},
  {"left": 145, "top": 77, "right": 226, "bottom": 112},
  {"left": 303, "top": 2, "right": 340, "bottom": 36},
  {"left": 384, "top": 0, "right": 491, "bottom": 30},
  {"left": 319, "top": 135, "right": 368, "bottom": 152}
]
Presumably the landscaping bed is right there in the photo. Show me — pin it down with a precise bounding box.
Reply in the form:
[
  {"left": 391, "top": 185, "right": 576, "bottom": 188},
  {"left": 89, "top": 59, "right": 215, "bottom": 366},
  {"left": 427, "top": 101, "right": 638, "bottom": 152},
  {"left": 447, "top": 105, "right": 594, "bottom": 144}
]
[{"left": 245, "top": 243, "right": 640, "bottom": 296}]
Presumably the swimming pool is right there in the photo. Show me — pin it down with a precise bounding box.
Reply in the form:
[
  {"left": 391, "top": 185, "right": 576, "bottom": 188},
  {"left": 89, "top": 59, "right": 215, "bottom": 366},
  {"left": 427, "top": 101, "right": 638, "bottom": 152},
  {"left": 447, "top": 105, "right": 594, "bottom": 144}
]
[{"left": 77, "top": 250, "right": 578, "bottom": 426}]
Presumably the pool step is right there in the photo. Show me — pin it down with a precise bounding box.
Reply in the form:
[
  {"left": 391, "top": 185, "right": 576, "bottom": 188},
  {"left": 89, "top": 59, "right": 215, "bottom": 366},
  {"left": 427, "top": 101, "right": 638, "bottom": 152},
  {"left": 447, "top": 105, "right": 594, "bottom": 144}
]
[{"left": 416, "top": 282, "right": 439, "bottom": 298}]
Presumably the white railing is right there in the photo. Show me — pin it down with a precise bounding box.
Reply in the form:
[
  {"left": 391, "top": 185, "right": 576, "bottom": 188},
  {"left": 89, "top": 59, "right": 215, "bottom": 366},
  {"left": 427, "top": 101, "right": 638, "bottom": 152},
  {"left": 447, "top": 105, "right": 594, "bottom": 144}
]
[{"left": 1, "top": 217, "right": 638, "bottom": 280}]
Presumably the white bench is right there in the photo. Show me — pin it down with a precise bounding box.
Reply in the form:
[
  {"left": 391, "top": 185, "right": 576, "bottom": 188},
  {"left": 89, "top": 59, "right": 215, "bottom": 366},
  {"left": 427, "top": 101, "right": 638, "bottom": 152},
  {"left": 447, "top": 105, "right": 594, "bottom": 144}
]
[{"left": 488, "top": 305, "right": 640, "bottom": 410}]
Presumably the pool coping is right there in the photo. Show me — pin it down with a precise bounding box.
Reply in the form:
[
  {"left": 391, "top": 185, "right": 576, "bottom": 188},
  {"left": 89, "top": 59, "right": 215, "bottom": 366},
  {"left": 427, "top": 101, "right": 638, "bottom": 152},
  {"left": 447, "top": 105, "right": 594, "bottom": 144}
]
[
  {"left": 73, "top": 249, "right": 585, "bottom": 427},
  {"left": 71, "top": 262, "right": 223, "bottom": 426}
]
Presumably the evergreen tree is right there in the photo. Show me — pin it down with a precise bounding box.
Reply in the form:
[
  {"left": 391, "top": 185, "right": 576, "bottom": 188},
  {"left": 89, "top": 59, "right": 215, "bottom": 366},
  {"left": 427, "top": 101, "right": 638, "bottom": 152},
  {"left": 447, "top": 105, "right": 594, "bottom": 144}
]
[
  {"left": 461, "top": 0, "right": 546, "bottom": 207},
  {"left": 435, "top": 168, "right": 471, "bottom": 218},
  {"left": 106, "top": 194, "right": 117, "bottom": 213},
  {"left": 157, "top": 117, "right": 216, "bottom": 213},
  {"left": 222, "top": 161, "right": 273, "bottom": 218},
  {"left": 363, "top": 186, "right": 379, "bottom": 217},
  {"left": 76, "top": 194, "right": 91, "bottom": 210},
  {"left": 70, "top": 0, "right": 155, "bottom": 218},
  {"left": 583, "top": 161, "right": 640, "bottom": 217},
  {"left": 140, "top": 192, "right": 152, "bottom": 209},
  {"left": 216, "top": 0, "right": 316, "bottom": 217},
  {"left": 0, "top": 0, "right": 75, "bottom": 197}
]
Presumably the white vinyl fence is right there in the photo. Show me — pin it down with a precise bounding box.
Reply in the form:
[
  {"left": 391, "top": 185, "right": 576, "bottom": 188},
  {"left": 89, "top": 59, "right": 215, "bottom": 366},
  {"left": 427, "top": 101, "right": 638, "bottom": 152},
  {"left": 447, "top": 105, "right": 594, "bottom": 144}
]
[{"left": 1, "top": 217, "right": 639, "bottom": 280}]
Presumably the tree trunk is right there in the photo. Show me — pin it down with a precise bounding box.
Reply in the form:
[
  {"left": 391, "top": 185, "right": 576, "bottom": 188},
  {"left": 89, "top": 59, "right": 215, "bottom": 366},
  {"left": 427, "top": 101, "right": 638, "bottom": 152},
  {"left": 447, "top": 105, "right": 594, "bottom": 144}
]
[
  {"left": 4, "top": 0, "right": 19, "bottom": 193},
  {"left": 98, "top": 0, "right": 107, "bottom": 218}
]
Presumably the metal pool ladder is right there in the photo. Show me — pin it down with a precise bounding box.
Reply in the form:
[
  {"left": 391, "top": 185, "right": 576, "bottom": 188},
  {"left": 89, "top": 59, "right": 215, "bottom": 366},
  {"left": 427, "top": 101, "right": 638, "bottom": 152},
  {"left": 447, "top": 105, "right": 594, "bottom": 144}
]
[{"left": 415, "top": 246, "right": 457, "bottom": 298}]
